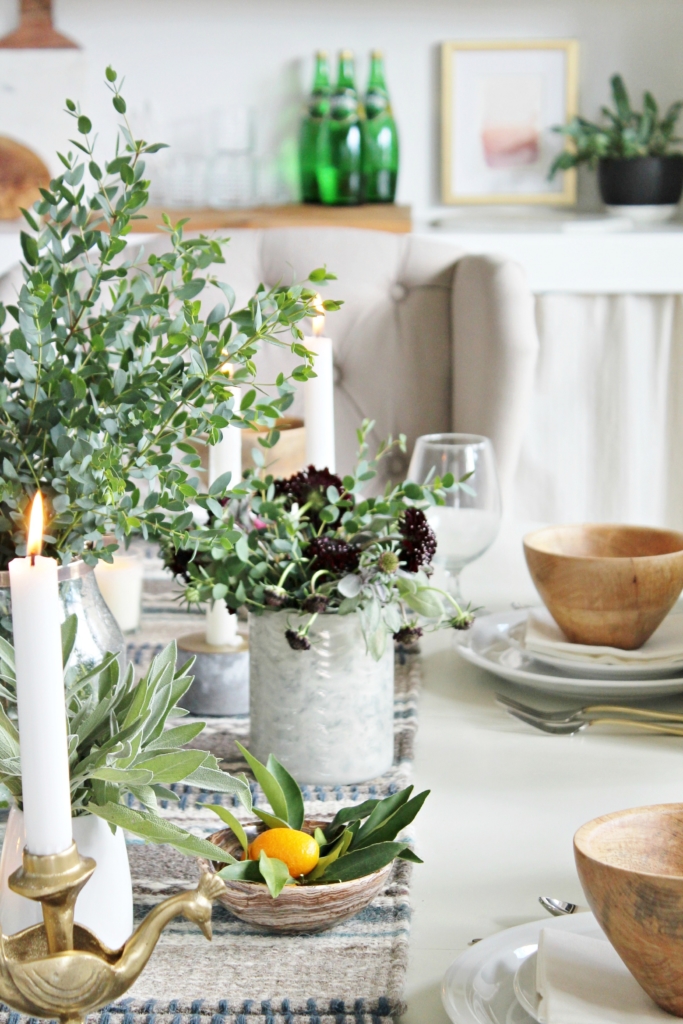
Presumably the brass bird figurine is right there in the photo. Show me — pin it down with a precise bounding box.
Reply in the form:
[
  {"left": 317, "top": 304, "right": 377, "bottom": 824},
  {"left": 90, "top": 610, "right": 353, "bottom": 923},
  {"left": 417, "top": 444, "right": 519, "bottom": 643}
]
[{"left": 0, "top": 867, "right": 226, "bottom": 1024}]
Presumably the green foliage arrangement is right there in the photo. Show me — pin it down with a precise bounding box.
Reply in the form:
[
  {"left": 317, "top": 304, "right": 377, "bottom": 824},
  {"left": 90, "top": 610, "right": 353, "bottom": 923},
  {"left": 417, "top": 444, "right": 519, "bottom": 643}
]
[
  {"left": 0, "top": 67, "right": 338, "bottom": 570},
  {"left": 549, "top": 74, "right": 683, "bottom": 178},
  {"left": 0, "top": 619, "right": 248, "bottom": 864},
  {"left": 210, "top": 742, "right": 428, "bottom": 898},
  {"left": 162, "top": 420, "right": 474, "bottom": 659}
]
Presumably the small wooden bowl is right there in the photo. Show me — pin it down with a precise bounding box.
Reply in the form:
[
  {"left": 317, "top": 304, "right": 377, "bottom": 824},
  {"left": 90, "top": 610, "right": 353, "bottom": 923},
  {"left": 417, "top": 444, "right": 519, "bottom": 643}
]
[
  {"left": 575, "top": 804, "right": 683, "bottom": 1016},
  {"left": 523, "top": 524, "right": 683, "bottom": 649},
  {"left": 199, "top": 819, "right": 392, "bottom": 934}
]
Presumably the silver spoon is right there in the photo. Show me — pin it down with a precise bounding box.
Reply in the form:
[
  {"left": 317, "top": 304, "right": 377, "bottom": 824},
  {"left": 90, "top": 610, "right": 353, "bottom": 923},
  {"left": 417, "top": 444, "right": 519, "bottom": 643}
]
[{"left": 539, "top": 896, "right": 588, "bottom": 916}]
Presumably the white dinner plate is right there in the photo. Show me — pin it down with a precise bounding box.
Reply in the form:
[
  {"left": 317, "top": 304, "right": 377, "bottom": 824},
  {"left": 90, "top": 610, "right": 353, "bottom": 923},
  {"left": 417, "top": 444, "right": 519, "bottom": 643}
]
[
  {"left": 514, "top": 953, "right": 542, "bottom": 1021},
  {"left": 442, "top": 912, "right": 602, "bottom": 1024},
  {"left": 455, "top": 610, "right": 683, "bottom": 698},
  {"left": 506, "top": 616, "right": 683, "bottom": 680}
]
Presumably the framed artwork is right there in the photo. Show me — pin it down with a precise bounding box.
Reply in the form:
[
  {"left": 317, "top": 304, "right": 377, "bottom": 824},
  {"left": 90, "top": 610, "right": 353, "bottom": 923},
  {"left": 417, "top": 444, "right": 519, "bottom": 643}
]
[{"left": 441, "top": 39, "right": 579, "bottom": 205}]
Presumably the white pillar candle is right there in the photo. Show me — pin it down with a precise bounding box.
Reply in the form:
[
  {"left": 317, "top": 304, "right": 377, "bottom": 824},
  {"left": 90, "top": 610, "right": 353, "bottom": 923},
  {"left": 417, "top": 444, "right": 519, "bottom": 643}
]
[
  {"left": 304, "top": 297, "right": 336, "bottom": 471},
  {"left": 8, "top": 493, "right": 72, "bottom": 856},
  {"left": 206, "top": 380, "right": 242, "bottom": 646}
]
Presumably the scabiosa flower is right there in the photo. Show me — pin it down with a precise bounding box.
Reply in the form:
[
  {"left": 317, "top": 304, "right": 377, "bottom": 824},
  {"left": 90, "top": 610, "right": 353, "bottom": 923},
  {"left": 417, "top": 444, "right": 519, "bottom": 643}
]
[
  {"left": 274, "top": 465, "right": 346, "bottom": 527},
  {"left": 285, "top": 628, "right": 311, "bottom": 651},
  {"left": 393, "top": 625, "right": 424, "bottom": 646},
  {"left": 307, "top": 535, "right": 360, "bottom": 575},
  {"left": 164, "top": 546, "right": 197, "bottom": 584},
  {"left": 399, "top": 508, "right": 437, "bottom": 573},
  {"left": 378, "top": 550, "right": 399, "bottom": 574},
  {"left": 302, "top": 593, "right": 329, "bottom": 614},
  {"left": 450, "top": 608, "right": 475, "bottom": 630},
  {"left": 264, "top": 586, "right": 288, "bottom": 608}
]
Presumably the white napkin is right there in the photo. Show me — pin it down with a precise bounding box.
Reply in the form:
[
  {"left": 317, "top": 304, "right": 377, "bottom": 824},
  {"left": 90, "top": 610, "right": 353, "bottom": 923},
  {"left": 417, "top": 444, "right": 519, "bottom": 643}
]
[
  {"left": 536, "top": 929, "right": 669, "bottom": 1024},
  {"left": 525, "top": 607, "right": 683, "bottom": 666}
]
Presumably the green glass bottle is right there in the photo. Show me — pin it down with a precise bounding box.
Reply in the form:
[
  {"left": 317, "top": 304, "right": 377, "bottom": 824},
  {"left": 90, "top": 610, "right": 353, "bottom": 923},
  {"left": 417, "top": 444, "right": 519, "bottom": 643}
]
[
  {"left": 362, "top": 51, "right": 399, "bottom": 203},
  {"left": 316, "top": 50, "right": 364, "bottom": 205},
  {"left": 299, "top": 51, "right": 332, "bottom": 203}
]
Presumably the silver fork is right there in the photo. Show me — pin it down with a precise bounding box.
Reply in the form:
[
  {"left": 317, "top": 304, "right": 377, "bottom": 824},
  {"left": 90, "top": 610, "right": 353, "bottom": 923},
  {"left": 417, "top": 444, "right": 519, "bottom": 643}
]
[
  {"left": 500, "top": 701, "right": 683, "bottom": 737},
  {"left": 497, "top": 691, "right": 683, "bottom": 725}
]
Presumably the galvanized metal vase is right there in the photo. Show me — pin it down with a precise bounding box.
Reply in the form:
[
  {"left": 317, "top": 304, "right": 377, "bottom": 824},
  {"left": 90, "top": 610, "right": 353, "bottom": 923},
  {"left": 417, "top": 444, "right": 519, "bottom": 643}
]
[
  {"left": 0, "top": 561, "right": 125, "bottom": 671},
  {"left": 249, "top": 610, "right": 394, "bottom": 785}
]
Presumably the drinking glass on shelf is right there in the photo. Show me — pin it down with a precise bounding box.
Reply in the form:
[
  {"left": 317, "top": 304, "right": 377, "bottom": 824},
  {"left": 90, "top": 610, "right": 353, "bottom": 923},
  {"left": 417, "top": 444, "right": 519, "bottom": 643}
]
[{"left": 408, "top": 433, "right": 502, "bottom": 603}]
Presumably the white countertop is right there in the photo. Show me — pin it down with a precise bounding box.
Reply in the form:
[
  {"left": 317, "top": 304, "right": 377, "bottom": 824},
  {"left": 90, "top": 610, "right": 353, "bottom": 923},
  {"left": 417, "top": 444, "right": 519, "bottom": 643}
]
[
  {"left": 401, "top": 519, "right": 683, "bottom": 1023},
  {"left": 416, "top": 212, "right": 683, "bottom": 294}
]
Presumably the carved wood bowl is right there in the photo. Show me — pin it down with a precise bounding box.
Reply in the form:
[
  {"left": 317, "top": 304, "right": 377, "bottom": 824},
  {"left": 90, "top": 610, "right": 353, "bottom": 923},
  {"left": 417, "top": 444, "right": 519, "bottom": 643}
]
[
  {"left": 199, "top": 819, "right": 393, "bottom": 934},
  {"left": 523, "top": 524, "right": 683, "bottom": 649},
  {"left": 574, "top": 804, "right": 683, "bottom": 1015}
]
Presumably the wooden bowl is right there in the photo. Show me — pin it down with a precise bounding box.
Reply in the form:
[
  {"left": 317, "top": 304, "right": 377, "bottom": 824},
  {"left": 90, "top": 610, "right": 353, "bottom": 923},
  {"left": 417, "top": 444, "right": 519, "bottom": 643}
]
[
  {"left": 575, "top": 804, "right": 683, "bottom": 1015},
  {"left": 523, "top": 524, "right": 683, "bottom": 649},
  {"left": 199, "top": 819, "right": 392, "bottom": 934}
]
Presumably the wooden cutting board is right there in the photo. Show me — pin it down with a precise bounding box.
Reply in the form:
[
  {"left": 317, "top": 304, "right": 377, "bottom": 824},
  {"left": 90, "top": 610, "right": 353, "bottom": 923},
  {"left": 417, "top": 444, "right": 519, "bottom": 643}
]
[{"left": 0, "top": 136, "right": 49, "bottom": 219}]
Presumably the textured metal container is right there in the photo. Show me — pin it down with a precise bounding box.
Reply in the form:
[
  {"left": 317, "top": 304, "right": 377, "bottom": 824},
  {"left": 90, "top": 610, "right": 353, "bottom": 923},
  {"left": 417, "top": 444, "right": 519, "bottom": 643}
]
[
  {"left": 249, "top": 610, "right": 394, "bottom": 785},
  {"left": 177, "top": 632, "right": 249, "bottom": 716},
  {"left": 0, "top": 561, "right": 125, "bottom": 672}
]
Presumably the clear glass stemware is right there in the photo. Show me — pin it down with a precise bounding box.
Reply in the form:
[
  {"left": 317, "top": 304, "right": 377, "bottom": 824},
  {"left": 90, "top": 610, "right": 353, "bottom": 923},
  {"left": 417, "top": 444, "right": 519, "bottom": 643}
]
[{"left": 408, "top": 433, "right": 502, "bottom": 603}]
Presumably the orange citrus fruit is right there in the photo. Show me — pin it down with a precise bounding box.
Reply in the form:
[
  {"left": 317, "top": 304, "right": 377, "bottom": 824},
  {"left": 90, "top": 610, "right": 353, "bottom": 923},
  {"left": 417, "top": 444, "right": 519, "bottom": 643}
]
[{"left": 248, "top": 828, "right": 320, "bottom": 877}]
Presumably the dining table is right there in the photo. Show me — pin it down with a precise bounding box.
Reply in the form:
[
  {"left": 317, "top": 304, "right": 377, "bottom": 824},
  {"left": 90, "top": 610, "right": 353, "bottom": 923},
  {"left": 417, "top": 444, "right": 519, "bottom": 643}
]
[{"left": 400, "top": 518, "right": 683, "bottom": 1024}]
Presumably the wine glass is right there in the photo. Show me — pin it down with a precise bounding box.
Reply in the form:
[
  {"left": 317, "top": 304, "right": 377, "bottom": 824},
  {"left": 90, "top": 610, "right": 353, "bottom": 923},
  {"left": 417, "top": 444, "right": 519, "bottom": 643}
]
[{"left": 408, "top": 433, "right": 502, "bottom": 603}]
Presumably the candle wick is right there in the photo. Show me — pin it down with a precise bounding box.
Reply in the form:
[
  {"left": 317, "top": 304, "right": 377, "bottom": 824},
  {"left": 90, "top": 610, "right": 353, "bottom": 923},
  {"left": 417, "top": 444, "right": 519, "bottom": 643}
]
[{"left": 30, "top": 554, "right": 35, "bottom": 567}]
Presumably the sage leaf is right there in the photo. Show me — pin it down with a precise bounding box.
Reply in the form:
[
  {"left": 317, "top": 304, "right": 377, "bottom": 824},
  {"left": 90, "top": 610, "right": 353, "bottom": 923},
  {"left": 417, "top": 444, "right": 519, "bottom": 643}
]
[
  {"left": 134, "top": 749, "right": 207, "bottom": 784},
  {"left": 87, "top": 802, "right": 238, "bottom": 863},
  {"left": 403, "top": 588, "right": 443, "bottom": 619},
  {"left": 338, "top": 574, "right": 362, "bottom": 599}
]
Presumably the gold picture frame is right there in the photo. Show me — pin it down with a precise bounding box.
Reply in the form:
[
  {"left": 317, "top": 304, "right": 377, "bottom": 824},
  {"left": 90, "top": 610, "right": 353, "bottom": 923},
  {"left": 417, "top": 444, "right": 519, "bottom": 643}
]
[{"left": 441, "top": 39, "right": 579, "bottom": 205}]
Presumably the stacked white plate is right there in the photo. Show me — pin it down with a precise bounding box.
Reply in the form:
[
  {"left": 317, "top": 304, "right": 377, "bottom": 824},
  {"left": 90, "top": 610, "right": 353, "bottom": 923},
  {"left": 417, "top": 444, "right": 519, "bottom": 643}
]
[
  {"left": 455, "top": 607, "right": 683, "bottom": 698},
  {"left": 442, "top": 912, "right": 602, "bottom": 1024}
]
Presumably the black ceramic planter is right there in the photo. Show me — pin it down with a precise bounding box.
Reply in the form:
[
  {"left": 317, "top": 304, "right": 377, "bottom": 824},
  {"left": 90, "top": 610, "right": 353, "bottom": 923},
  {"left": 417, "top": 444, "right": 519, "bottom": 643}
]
[{"left": 598, "top": 155, "right": 683, "bottom": 206}]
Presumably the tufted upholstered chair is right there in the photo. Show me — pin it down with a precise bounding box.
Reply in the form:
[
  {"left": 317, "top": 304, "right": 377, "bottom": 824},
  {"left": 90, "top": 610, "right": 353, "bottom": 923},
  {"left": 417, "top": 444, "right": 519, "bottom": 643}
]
[{"left": 0, "top": 227, "right": 538, "bottom": 501}]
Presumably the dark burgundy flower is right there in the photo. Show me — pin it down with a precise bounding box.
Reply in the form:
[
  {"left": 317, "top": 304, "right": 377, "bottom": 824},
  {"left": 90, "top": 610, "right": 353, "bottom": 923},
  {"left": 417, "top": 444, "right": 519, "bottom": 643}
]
[
  {"left": 285, "top": 628, "right": 311, "bottom": 651},
  {"left": 399, "top": 508, "right": 437, "bottom": 573},
  {"left": 393, "top": 625, "right": 424, "bottom": 646},
  {"left": 274, "top": 465, "right": 346, "bottom": 527},
  {"left": 264, "top": 586, "right": 287, "bottom": 608},
  {"left": 164, "top": 546, "right": 197, "bottom": 584},
  {"left": 307, "top": 535, "right": 360, "bottom": 575},
  {"left": 302, "top": 593, "right": 329, "bottom": 614}
]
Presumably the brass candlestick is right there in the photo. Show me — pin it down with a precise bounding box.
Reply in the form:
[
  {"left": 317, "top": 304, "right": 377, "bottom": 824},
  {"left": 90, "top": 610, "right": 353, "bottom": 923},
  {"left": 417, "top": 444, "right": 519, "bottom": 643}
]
[{"left": 1, "top": 842, "right": 226, "bottom": 1024}]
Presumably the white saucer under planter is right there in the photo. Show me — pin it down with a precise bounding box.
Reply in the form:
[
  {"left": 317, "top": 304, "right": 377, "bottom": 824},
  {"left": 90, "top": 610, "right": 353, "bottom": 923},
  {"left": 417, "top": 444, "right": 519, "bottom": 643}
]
[
  {"left": 0, "top": 806, "right": 133, "bottom": 949},
  {"left": 606, "top": 203, "right": 678, "bottom": 223}
]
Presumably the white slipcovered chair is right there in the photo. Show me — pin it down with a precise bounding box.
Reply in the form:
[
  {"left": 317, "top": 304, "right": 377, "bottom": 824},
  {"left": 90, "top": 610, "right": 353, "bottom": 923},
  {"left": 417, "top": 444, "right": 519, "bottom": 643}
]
[
  {"left": 183, "top": 228, "right": 539, "bottom": 499},
  {"left": 0, "top": 227, "right": 539, "bottom": 501}
]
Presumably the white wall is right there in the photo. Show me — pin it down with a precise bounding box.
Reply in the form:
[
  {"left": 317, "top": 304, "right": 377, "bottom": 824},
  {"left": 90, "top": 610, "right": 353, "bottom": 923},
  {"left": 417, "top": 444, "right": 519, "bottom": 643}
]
[{"left": 0, "top": 0, "right": 681, "bottom": 217}]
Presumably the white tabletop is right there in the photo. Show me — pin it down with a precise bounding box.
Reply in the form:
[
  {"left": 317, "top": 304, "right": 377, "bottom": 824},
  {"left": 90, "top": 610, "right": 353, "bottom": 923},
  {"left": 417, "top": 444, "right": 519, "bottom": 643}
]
[{"left": 401, "top": 520, "right": 683, "bottom": 1023}]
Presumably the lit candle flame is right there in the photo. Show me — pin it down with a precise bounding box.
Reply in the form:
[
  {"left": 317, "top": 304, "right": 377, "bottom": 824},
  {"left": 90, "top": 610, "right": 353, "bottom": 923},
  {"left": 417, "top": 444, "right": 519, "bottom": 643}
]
[
  {"left": 27, "top": 491, "right": 44, "bottom": 559},
  {"left": 311, "top": 294, "right": 325, "bottom": 337}
]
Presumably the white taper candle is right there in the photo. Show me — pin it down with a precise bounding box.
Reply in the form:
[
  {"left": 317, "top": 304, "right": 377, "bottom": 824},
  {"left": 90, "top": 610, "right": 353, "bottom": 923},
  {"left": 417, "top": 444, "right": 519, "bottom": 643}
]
[
  {"left": 8, "top": 493, "right": 72, "bottom": 855},
  {"left": 206, "top": 384, "right": 242, "bottom": 647},
  {"left": 304, "top": 296, "right": 335, "bottom": 471}
]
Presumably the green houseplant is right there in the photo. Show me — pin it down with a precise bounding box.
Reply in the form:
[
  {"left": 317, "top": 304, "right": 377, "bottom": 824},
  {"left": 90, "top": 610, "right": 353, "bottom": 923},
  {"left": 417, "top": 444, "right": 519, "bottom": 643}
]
[
  {"left": 162, "top": 420, "right": 472, "bottom": 785},
  {"left": 0, "top": 66, "right": 338, "bottom": 663},
  {"left": 550, "top": 74, "right": 683, "bottom": 214}
]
